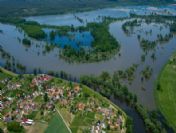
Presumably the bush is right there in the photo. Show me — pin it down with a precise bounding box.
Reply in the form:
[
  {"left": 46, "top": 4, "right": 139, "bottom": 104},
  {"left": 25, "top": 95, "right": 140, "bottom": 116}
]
[
  {"left": 0, "top": 128, "right": 4, "bottom": 133},
  {"left": 7, "top": 121, "right": 24, "bottom": 133},
  {"left": 22, "top": 38, "right": 31, "bottom": 46},
  {"left": 126, "top": 117, "right": 133, "bottom": 133},
  {"left": 21, "top": 24, "right": 45, "bottom": 39}
]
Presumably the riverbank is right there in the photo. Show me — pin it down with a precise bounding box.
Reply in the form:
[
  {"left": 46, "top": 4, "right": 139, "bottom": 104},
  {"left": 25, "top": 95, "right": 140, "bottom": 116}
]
[
  {"left": 0, "top": 66, "right": 17, "bottom": 77},
  {"left": 155, "top": 52, "right": 176, "bottom": 132}
]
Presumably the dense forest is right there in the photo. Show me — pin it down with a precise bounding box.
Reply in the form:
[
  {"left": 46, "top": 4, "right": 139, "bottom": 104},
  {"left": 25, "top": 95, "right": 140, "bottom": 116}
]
[{"left": 0, "top": 0, "right": 174, "bottom": 17}]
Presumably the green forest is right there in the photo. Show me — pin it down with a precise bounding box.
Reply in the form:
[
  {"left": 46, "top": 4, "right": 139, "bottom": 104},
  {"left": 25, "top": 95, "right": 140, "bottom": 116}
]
[{"left": 0, "top": 0, "right": 174, "bottom": 17}]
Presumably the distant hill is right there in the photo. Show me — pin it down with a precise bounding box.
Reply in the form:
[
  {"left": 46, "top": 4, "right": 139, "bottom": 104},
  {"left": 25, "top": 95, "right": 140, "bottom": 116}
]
[{"left": 0, "top": 0, "right": 174, "bottom": 17}]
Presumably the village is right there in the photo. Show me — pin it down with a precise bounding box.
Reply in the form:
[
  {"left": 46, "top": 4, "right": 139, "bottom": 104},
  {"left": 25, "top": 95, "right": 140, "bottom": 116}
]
[{"left": 0, "top": 71, "right": 126, "bottom": 133}]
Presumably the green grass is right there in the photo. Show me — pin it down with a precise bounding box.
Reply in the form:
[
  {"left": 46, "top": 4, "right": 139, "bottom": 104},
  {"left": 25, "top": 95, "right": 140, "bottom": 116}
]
[
  {"left": 59, "top": 108, "right": 73, "bottom": 125},
  {"left": 155, "top": 57, "right": 176, "bottom": 132},
  {"left": 20, "top": 24, "right": 45, "bottom": 39},
  {"left": 70, "top": 112, "right": 95, "bottom": 133},
  {"left": 45, "top": 113, "right": 70, "bottom": 133},
  {"left": 0, "top": 67, "right": 17, "bottom": 77},
  {"left": 27, "top": 122, "right": 48, "bottom": 133}
]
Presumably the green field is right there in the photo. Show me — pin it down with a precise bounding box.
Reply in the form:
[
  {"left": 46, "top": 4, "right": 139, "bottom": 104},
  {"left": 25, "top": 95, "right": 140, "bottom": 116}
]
[
  {"left": 70, "top": 112, "right": 95, "bottom": 133},
  {"left": 155, "top": 54, "right": 176, "bottom": 132},
  {"left": 20, "top": 24, "right": 46, "bottom": 39},
  {"left": 45, "top": 113, "right": 70, "bottom": 133}
]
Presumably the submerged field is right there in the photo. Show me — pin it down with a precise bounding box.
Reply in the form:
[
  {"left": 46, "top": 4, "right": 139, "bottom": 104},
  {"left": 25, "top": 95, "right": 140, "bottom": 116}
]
[{"left": 155, "top": 53, "right": 176, "bottom": 132}]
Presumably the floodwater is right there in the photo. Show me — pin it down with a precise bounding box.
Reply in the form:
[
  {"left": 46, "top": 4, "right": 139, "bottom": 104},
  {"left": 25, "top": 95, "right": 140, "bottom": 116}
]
[
  {"left": 43, "top": 29, "right": 94, "bottom": 50},
  {"left": 0, "top": 6, "right": 176, "bottom": 110},
  {"left": 26, "top": 5, "right": 176, "bottom": 26}
]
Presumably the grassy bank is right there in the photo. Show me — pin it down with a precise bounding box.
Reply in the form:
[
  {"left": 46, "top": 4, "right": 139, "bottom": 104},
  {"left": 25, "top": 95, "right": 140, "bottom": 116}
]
[
  {"left": 155, "top": 53, "right": 176, "bottom": 132},
  {"left": 0, "top": 66, "right": 18, "bottom": 77}
]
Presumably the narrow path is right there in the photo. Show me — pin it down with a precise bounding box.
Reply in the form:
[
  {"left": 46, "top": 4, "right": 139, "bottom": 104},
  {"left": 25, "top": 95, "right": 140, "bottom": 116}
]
[{"left": 56, "top": 108, "right": 72, "bottom": 133}]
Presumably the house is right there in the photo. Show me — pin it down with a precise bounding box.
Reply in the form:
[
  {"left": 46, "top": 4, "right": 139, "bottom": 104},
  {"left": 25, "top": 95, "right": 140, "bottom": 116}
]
[
  {"left": 76, "top": 103, "right": 85, "bottom": 111},
  {"left": 21, "top": 118, "right": 34, "bottom": 125},
  {"left": 0, "top": 101, "right": 3, "bottom": 109},
  {"left": 74, "top": 85, "right": 80, "bottom": 93},
  {"left": 3, "top": 114, "right": 12, "bottom": 122},
  {"left": 60, "top": 99, "right": 68, "bottom": 106},
  {"left": 32, "top": 75, "right": 52, "bottom": 86}
]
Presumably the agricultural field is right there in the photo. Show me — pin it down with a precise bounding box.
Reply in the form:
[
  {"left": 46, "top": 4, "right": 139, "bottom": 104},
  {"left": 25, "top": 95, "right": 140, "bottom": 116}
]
[
  {"left": 155, "top": 53, "right": 176, "bottom": 132},
  {"left": 45, "top": 113, "right": 70, "bottom": 133}
]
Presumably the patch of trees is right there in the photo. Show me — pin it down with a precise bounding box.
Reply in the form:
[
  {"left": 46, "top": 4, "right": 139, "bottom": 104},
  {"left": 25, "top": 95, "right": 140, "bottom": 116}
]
[
  {"left": 126, "top": 117, "right": 133, "bottom": 133},
  {"left": 140, "top": 39, "right": 157, "bottom": 52},
  {"left": 0, "top": 45, "right": 26, "bottom": 73},
  {"left": 0, "top": 17, "right": 26, "bottom": 25},
  {"left": 156, "top": 83, "right": 162, "bottom": 91},
  {"left": 7, "top": 121, "right": 24, "bottom": 133},
  {"left": 20, "top": 24, "right": 46, "bottom": 39},
  {"left": 122, "top": 19, "right": 141, "bottom": 34},
  {"left": 0, "top": 45, "right": 17, "bottom": 72},
  {"left": 0, "top": 45, "right": 11, "bottom": 60},
  {"left": 0, "top": 128, "right": 3, "bottom": 133},
  {"left": 157, "top": 33, "right": 173, "bottom": 43},
  {"left": 141, "top": 66, "right": 153, "bottom": 80},
  {"left": 80, "top": 71, "right": 138, "bottom": 105},
  {"left": 130, "top": 14, "right": 176, "bottom": 25},
  {"left": 61, "top": 45, "right": 88, "bottom": 62},
  {"left": 43, "top": 44, "right": 55, "bottom": 53},
  {"left": 22, "top": 38, "right": 31, "bottom": 46},
  {"left": 123, "top": 17, "right": 175, "bottom": 53},
  {"left": 49, "top": 31, "right": 57, "bottom": 40},
  {"left": 141, "top": 54, "right": 146, "bottom": 62},
  {"left": 0, "top": 17, "right": 46, "bottom": 40},
  {"left": 170, "top": 22, "right": 176, "bottom": 33},
  {"left": 89, "top": 21, "right": 120, "bottom": 53},
  {"left": 16, "top": 63, "right": 26, "bottom": 72},
  {"left": 60, "top": 19, "right": 120, "bottom": 62},
  {"left": 135, "top": 105, "right": 167, "bottom": 133}
]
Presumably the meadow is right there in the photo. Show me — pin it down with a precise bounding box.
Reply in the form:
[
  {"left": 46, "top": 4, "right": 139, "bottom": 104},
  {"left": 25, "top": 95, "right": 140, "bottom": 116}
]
[{"left": 155, "top": 53, "right": 176, "bottom": 132}]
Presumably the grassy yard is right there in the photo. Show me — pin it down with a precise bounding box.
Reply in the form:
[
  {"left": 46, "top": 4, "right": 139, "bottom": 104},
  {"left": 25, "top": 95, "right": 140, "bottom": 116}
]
[
  {"left": 155, "top": 56, "right": 176, "bottom": 132},
  {"left": 26, "top": 122, "right": 48, "bottom": 133},
  {"left": 70, "top": 112, "right": 95, "bottom": 133},
  {"left": 45, "top": 112, "right": 70, "bottom": 133}
]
